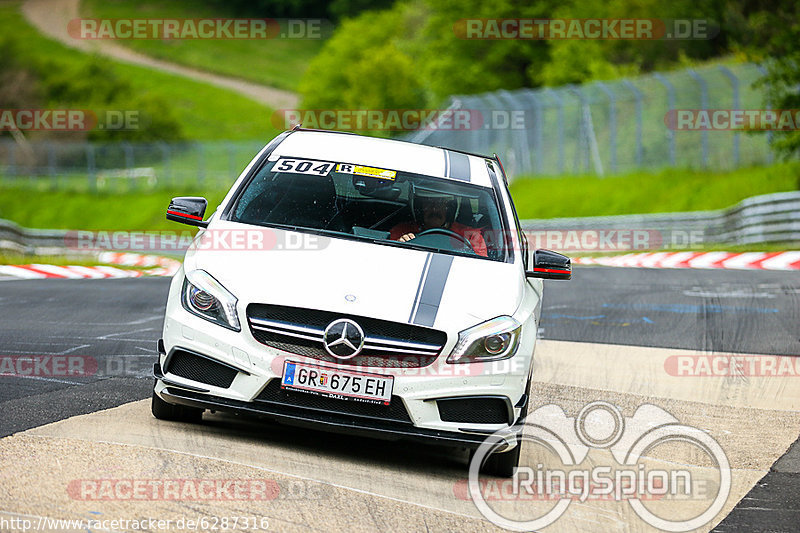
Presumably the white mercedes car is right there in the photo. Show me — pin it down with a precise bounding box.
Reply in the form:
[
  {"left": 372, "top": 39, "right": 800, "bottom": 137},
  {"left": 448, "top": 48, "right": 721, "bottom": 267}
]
[{"left": 152, "top": 127, "right": 570, "bottom": 476}]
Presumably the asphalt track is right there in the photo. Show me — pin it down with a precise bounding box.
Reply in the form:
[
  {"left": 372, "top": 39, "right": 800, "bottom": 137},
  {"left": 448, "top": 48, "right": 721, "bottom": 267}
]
[{"left": 0, "top": 266, "right": 798, "bottom": 531}]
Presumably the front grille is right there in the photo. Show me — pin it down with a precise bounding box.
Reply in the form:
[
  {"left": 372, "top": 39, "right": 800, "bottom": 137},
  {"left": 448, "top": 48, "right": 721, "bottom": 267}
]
[
  {"left": 166, "top": 350, "right": 238, "bottom": 388},
  {"left": 255, "top": 379, "right": 412, "bottom": 423},
  {"left": 247, "top": 303, "right": 447, "bottom": 368},
  {"left": 437, "top": 397, "right": 510, "bottom": 425}
]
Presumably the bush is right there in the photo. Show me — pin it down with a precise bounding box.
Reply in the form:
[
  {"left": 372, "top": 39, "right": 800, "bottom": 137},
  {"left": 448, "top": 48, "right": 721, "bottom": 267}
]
[
  {"left": 299, "top": 5, "right": 425, "bottom": 115},
  {"left": 0, "top": 33, "right": 183, "bottom": 142}
]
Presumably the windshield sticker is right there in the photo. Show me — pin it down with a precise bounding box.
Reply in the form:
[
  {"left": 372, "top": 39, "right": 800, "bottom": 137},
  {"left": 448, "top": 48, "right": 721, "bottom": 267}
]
[
  {"left": 274, "top": 158, "right": 335, "bottom": 176},
  {"left": 336, "top": 163, "right": 397, "bottom": 181}
]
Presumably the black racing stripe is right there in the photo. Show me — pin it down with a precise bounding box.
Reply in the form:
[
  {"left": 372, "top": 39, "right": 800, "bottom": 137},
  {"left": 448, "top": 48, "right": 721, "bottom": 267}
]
[
  {"left": 446, "top": 151, "right": 471, "bottom": 181},
  {"left": 411, "top": 254, "right": 454, "bottom": 327},
  {"left": 408, "top": 253, "right": 432, "bottom": 323}
]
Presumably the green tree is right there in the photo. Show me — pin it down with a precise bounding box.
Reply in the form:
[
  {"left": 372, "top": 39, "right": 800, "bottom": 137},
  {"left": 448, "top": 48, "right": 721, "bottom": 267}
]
[
  {"left": 748, "top": 2, "right": 800, "bottom": 156},
  {"left": 299, "top": 5, "right": 425, "bottom": 114}
]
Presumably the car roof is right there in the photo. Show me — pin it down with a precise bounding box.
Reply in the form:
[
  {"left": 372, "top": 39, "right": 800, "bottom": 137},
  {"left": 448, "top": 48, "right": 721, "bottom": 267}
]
[{"left": 268, "top": 130, "right": 495, "bottom": 188}]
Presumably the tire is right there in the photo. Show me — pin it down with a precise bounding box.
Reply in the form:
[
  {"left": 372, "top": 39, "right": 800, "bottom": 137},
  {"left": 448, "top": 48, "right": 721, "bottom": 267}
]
[
  {"left": 151, "top": 388, "right": 203, "bottom": 423},
  {"left": 477, "top": 440, "right": 522, "bottom": 478},
  {"left": 470, "top": 378, "right": 531, "bottom": 478}
]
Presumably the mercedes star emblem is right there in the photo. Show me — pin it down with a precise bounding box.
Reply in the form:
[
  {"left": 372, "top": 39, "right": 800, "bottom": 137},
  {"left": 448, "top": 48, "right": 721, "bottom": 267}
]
[{"left": 322, "top": 318, "right": 365, "bottom": 359}]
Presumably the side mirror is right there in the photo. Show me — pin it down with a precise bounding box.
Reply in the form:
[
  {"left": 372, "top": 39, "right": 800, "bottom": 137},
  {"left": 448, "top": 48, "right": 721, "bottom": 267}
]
[
  {"left": 526, "top": 249, "right": 571, "bottom": 280},
  {"left": 167, "top": 196, "right": 208, "bottom": 228},
  {"left": 166, "top": 197, "right": 209, "bottom": 228}
]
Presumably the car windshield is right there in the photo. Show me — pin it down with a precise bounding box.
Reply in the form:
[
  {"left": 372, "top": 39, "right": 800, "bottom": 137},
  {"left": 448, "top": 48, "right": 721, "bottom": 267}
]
[{"left": 228, "top": 157, "right": 508, "bottom": 261}]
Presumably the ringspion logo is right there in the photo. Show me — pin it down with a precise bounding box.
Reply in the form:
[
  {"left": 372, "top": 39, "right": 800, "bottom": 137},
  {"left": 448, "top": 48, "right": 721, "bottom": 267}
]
[{"left": 468, "top": 401, "right": 730, "bottom": 531}]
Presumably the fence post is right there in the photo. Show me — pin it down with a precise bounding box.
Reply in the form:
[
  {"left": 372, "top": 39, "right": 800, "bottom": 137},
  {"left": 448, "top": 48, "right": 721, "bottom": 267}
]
[
  {"left": 756, "top": 64, "right": 773, "bottom": 164},
  {"left": 653, "top": 73, "right": 676, "bottom": 167},
  {"left": 86, "top": 143, "right": 96, "bottom": 193},
  {"left": 719, "top": 66, "right": 740, "bottom": 168},
  {"left": 47, "top": 142, "right": 57, "bottom": 190},
  {"left": 122, "top": 142, "right": 134, "bottom": 192},
  {"left": 227, "top": 142, "right": 237, "bottom": 183},
  {"left": 566, "top": 85, "right": 587, "bottom": 172},
  {"left": 498, "top": 90, "right": 532, "bottom": 175},
  {"left": 527, "top": 89, "right": 544, "bottom": 174},
  {"left": 687, "top": 69, "right": 709, "bottom": 167},
  {"left": 197, "top": 142, "right": 206, "bottom": 187},
  {"left": 482, "top": 92, "right": 503, "bottom": 166},
  {"left": 568, "top": 85, "right": 603, "bottom": 176},
  {"left": 542, "top": 89, "right": 565, "bottom": 175},
  {"left": 622, "top": 80, "right": 643, "bottom": 167},
  {"left": 158, "top": 142, "right": 172, "bottom": 187},
  {"left": 595, "top": 81, "right": 617, "bottom": 173},
  {"left": 408, "top": 98, "right": 461, "bottom": 145},
  {"left": 8, "top": 141, "right": 16, "bottom": 178}
]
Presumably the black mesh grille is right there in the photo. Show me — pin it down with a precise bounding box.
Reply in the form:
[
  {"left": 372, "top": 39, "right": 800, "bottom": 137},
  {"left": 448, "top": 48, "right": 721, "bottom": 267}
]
[
  {"left": 167, "top": 350, "right": 238, "bottom": 389},
  {"left": 255, "top": 379, "right": 412, "bottom": 423},
  {"left": 437, "top": 397, "right": 510, "bottom": 425},
  {"left": 247, "top": 304, "right": 446, "bottom": 368}
]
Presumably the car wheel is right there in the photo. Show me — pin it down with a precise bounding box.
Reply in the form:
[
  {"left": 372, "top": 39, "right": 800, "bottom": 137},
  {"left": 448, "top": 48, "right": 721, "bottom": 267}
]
[
  {"left": 151, "top": 388, "right": 203, "bottom": 423},
  {"left": 477, "top": 440, "right": 522, "bottom": 478}
]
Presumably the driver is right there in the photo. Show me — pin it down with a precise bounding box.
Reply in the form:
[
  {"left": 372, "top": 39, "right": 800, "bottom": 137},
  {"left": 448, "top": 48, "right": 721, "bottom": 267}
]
[{"left": 390, "top": 191, "right": 488, "bottom": 257}]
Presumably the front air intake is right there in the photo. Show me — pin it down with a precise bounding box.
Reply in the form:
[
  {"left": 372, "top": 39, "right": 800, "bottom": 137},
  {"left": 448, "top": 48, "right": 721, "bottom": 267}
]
[
  {"left": 437, "top": 397, "right": 511, "bottom": 425},
  {"left": 166, "top": 349, "right": 238, "bottom": 389}
]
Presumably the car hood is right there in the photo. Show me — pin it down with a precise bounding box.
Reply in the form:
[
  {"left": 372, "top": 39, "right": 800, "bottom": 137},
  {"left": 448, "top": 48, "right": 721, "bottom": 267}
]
[{"left": 183, "top": 221, "right": 524, "bottom": 332}]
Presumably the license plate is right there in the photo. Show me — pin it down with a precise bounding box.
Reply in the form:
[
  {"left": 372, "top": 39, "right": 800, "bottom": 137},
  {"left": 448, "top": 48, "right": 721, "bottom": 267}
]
[{"left": 281, "top": 361, "right": 393, "bottom": 405}]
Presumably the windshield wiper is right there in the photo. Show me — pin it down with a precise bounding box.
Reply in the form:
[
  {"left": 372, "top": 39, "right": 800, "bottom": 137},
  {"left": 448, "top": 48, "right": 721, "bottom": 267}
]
[
  {"left": 369, "top": 205, "right": 406, "bottom": 230},
  {"left": 257, "top": 223, "right": 348, "bottom": 239}
]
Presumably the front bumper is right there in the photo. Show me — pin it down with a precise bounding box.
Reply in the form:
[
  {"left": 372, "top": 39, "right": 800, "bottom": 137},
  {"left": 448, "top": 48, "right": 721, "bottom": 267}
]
[
  {"left": 154, "top": 362, "right": 514, "bottom": 449},
  {"left": 157, "top": 268, "right": 537, "bottom": 451}
]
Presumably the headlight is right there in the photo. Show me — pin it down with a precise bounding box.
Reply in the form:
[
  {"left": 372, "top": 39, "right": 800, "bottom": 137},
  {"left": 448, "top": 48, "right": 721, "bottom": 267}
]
[
  {"left": 181, "top": 270, "right": 241, "bottom": 331},
  {"left": 447, "top": 316, "right": 522, "bottom": 364}
]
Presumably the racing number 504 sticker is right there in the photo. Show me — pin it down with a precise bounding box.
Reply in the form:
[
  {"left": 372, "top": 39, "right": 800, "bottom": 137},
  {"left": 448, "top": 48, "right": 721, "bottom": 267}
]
[{"left": 274, "top": 158, "right": 335, "bottom": 176}]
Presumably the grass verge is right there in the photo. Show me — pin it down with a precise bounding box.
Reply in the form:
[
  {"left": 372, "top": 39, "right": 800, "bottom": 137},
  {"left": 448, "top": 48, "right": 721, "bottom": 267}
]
[
  {"left": 83, "top": 0, "right": 326, "bottom": 92},
  {"left": 510, "top": 161, "right": 800, "bottom": 219},
  {"left": 0, "top": 186, "right": 228, "bottom": 231},
  {"left": 1, "top": 2, "right": 278, "bottom": 140}
]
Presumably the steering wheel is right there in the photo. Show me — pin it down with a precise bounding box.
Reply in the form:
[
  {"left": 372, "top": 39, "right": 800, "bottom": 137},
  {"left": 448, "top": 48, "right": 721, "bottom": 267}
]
[{"left": 416, "top": 228, "right": 475, "bottom": 251}]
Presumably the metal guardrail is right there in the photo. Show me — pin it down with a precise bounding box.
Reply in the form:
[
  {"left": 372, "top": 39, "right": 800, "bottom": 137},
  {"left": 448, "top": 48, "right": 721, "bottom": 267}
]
[
  {"left": 520, "top": 191, "right": 800, "bottom": 247},
  {"left": 0, "top": 219, "right": 68, "bottom": 254}
]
